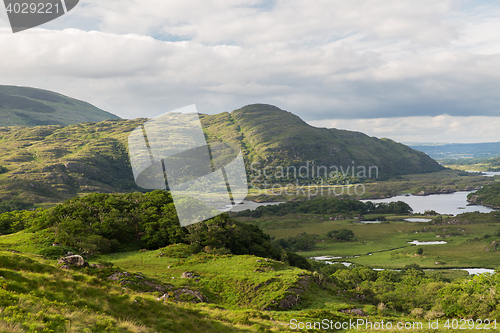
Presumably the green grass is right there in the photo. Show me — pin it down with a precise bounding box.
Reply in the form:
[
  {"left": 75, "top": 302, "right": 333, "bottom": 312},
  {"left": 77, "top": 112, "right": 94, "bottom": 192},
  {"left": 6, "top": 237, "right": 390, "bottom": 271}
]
[
  {"left": 235, "top": 211, "right": 500, "bottom": 270},
  {"left": 1, "top": 233, "right": 499, "bottom": 331},
  {"left": 0, "top": 251, "right": 283, "bottom": 332},
  {"left": 97, "top": 250, "right": 314, "bottom": 310}
]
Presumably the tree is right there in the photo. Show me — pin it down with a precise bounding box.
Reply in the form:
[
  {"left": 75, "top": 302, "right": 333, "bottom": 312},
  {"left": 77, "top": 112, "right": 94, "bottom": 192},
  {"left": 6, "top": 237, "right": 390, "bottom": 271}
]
[{"left": 326, "top": 229, "right": 356, "bottom": 241}]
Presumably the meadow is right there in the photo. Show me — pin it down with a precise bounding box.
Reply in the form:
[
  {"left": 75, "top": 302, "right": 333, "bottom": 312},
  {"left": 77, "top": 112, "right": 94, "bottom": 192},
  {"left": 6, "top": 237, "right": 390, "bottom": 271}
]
[{"left": 234, "top": 211, "right": 500, "bottom": 270}]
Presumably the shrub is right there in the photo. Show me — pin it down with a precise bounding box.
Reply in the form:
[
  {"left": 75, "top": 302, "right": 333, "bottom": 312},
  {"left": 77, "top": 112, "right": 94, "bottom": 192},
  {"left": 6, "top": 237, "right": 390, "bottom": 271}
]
[
  {"left": 158, "top": 243, "right": 191, "bottom": 258},
  {"left": 37, "top": 245, "right": 73, "bottom": 259},
  {"left": 326, "top": 229, "right": 356, "bottom": 241}
]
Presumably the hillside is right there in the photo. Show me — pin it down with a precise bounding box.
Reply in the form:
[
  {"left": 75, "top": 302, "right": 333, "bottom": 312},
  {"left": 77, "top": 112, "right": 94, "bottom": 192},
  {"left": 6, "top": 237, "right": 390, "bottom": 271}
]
[
  {"left": 1, "top": 192, "right": 500, "bottom": 331},
  {"left": 0, "top": 85, "right": 119, "bottom": 126},
  {"left": 0, "top": 119, "right": 143, "bottom": 203},
  {"left": 200, "top": 104, "right": 444, "bottom": 180},
  {"left": 0, "top": 104, "right": 444, "bottom": 204},
  {"left": 468, "top": 182, "right": 500, "bottom": 208}
]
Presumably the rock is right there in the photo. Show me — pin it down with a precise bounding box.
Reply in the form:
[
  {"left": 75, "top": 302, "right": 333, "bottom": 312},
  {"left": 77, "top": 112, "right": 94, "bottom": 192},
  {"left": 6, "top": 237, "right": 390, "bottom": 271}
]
[
  {"left": 485, "top": 241, "right": 498, "bottom": 252},
  {"left": 339, "top": 308, "right": 368, "bottom": 316},
  {"left": 351, "top": 309, "right": 367, "bottom": 316},
  {"left": 52, "top": 243, "right": 62, "bottom": 247},
  {"left": 156, "top": 289, "right": 207, "bottom": 303},
  {"left": 67, "top": 252, "right": 74, "bottom": 256},
  {"left": 107, "top": 274, "right": 121, "bottom": 281},
  {"left": 181, "top": 272, "right": 195, "bottom": 279},
  {"left": 58, "top": 255, "right": 87, "bottom": 267}
]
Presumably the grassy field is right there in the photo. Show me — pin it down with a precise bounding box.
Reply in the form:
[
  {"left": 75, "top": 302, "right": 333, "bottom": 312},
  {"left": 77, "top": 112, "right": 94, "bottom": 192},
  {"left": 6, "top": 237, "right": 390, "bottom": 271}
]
[
  {"left": 234, "top": 211, "right": 500, "bottom": 270},
  {"left": 1, "top": 230, "right": 499, "bottom": 331}
]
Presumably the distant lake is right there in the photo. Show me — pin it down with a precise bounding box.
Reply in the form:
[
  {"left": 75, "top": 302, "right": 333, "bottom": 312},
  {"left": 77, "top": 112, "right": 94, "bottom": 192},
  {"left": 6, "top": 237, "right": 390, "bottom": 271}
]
[
  {"left": 404, "top": 218, "right": 432, "bottom": 222},
  {"left": 362, "top": 191, "right": 495, "bottom": 215},
  {"left": 466, "top": 170, "right": 500, "bottom": 177},
  {"left": 230, "top": 200, "right": 284, "bottom": 212},
  {"left": 408, "top": 240, "right": 447, "bottom": 245}
]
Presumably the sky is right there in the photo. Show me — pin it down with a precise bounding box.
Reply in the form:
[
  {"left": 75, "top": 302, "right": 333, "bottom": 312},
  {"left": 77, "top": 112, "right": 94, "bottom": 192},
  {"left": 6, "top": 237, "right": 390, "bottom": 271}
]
[{"left": 1, "top": 0, "right": 500, "bottom": 143}]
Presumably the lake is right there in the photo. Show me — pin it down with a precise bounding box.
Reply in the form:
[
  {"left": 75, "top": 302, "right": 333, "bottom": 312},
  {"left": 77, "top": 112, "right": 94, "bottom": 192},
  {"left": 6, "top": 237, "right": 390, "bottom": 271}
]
[
  {"left": 230, "top": 200, "right": 284, "bottom": 212},
  {"left": 362, "top": 191, "right": 495, "bottom": 215},
  {"left": 466, "top": 170, "right": 500, "bottom": 177}
]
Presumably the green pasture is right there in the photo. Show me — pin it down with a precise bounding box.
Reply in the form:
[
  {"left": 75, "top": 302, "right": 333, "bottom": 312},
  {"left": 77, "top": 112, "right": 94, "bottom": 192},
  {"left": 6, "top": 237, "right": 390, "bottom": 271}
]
[{"left": 235, "top": 212, "right": 500, "bottom": 270}]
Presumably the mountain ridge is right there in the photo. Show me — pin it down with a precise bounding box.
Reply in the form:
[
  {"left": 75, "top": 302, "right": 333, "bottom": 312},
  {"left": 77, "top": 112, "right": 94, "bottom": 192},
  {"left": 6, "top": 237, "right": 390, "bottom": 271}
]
[
  {"left": 200, "top": 104, "right": 444, "bottom": 180},
  {"left": 0, "top": 85, "right": 120, "bottom": 126},
  {"left": 0, "top": 103, "right": 444, "bottom": 203}
]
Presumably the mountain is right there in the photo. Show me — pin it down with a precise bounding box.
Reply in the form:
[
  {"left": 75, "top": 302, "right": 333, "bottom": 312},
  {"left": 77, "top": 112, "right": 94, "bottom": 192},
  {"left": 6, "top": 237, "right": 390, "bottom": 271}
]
[
  {"left": 0, "top": 119, "right": 143, "bottom": 203},
  {"left": 200, "top": 104, "right": 444, "bottom": 180},
  {"left": 0, "top": 104, "right": 444, "bottom": 203},
  {"left": 0, "top": 85, "right": 120, "bottom": 126}
]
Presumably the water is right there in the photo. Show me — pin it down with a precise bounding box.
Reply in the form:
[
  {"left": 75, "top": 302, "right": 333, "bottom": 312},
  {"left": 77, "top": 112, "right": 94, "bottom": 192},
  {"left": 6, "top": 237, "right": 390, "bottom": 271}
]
[
  {"left": 230, "top": 200, "right": 285, "bottom": 212},
  {"left": 408, "top": 240, "right": 447, "bottom": 245},
  {"left": 466, "top": 170, "right": 500, "bottom": 177},
  {"left": 312, "top": 257, "right": 494, "bottom": 275},
  {"left": 362, "top": 191, "right": 495, "bottom": 215},
  {"left": 404, "top": 218, "right": 432, "bottom": 222},
  {"left": 459, "top": 268, "right": 495, "bottom": 275}
]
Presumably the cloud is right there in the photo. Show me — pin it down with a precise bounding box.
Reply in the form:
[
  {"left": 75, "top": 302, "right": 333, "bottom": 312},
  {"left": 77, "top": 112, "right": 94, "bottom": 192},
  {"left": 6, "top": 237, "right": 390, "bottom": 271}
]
[
  {"left": 0, "top": 0, "right": 499, "bottom": 143},
  {"left": 308, "top": 115, "right": 500, "bottom": 143}
]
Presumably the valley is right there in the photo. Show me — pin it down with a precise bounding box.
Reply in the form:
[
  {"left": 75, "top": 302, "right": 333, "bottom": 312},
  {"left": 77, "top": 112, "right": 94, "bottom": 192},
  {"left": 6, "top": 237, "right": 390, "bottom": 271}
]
[{"left": 0, "top": 100, "right": 500, "bottom": 331}]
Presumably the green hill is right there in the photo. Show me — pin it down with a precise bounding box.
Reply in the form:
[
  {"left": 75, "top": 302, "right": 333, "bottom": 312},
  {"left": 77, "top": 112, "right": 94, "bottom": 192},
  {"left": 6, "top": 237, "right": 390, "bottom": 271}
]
[
  {"left": 468, "top": 182, "right": 500, "bottom": 208},
  {"left": 200, "top": 104, "right": 444, "bottom": 180},
  {"left": 0, "top": 85, "right": 119, "bottom": 126},
  {"left": 0, "top": 104, "right": 444, "bottom": 204},
  {"left": 1, "top": 192, "right": 499, "bottom": 331}
]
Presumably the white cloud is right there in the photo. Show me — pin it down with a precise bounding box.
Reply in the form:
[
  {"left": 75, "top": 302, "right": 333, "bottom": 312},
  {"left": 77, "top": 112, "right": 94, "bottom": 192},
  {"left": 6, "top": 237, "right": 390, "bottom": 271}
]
[
  {"left": 308, "top": 115, "right": 500, "bottom": 143},
  {"left": 1, "top": 0, "right": 500, "bottom": 142}
]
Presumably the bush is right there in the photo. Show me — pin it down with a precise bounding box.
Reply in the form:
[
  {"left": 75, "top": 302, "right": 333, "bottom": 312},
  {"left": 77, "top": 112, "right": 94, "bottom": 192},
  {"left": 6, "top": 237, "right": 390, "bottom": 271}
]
[
  {"left": 37, "top": 245, "right": 73, "bottom": 259},
  {"left": 284, "top": 251, "right": 311, "bottom": 270},
  {"left": 158, "top": 243, "right": 191, "bottom": 258},
  {"left": 272, "top": 233, "right": 316, "bottom": 252},
  {"left": 326, "top": 229, "right": 356, "bottom": 241}
]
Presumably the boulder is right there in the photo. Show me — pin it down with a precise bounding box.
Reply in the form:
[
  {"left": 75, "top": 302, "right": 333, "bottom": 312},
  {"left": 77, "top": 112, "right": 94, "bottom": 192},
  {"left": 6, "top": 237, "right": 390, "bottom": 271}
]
[
  {"left": 157, "top": 289, "right": 206, "bottom": 303},
  {"left": 58, "top": 255, "right": 88, "bottom": 267}
]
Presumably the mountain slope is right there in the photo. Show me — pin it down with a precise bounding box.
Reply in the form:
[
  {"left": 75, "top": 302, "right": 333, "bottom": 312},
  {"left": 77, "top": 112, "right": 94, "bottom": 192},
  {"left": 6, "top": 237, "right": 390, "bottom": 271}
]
[
  {"left": 200, "top": 104, "right": 444, "bottom": 179},
  {"left": 0, "top": 104, "right": 444, "bottom": 203},
  {"left": 0, "top": 85, "right": 119, "bottom": 126},
  {"left": 0, "top": 119, "right": 143, "bottom": 203}
]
